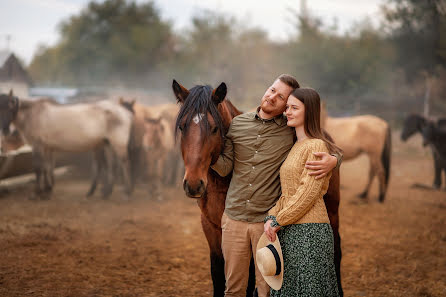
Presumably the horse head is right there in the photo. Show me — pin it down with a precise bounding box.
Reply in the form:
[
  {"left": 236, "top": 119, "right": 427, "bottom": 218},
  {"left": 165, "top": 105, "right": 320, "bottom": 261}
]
[
  {"left": 401, "top": 114, "right": 426, "bottom": 141},
  {"left": 0, "top": 90, "right": 19, "bottom": 136},
  {"left": 172, "top": 80, "right": 227, "bottom": 198},
  {"left": 119, "top": 97, "right": 136, "bottom": 114},
  {"left": 421, "top": 122, "right": 435, "bottom": 147}
]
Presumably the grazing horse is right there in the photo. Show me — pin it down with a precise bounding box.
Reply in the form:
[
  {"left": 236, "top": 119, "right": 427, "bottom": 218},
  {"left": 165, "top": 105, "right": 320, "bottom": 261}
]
[
  {"left": 321, "top": 108, "right": 391, "bottom": 203},
  {"left": 172, "top": 81, "right": 343, "bottom": 297},
  {"left": 0, "top": 91, "right": 134, "bottom": 199},
  {"left": 0, "top": 124, "right": 26, "bottom": 154},
  {"left": 402, "top": 114, "right": 446, "bottom": 189}
]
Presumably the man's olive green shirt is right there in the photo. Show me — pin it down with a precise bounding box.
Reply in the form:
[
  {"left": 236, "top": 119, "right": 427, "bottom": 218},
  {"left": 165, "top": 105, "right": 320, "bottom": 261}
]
[
  {"left": 211, "top": 110, "right": 295, "bottom": 223},
  {"left": 211, "top": 109, "right": 342, "bottom": 223}
]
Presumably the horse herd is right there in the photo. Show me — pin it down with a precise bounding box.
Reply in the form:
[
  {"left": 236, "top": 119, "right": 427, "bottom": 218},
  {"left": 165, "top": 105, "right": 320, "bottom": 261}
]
[
  {"left": 0, "top": 90, "right": 182, "bottom": 199},
  {"left": 0, "top": 83, "right": 445, "bottom": 297}
]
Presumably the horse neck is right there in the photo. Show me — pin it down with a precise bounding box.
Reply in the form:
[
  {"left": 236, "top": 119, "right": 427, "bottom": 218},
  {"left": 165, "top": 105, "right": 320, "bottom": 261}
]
[
  {"left": 13, "top": 99, "right": 36, "bottom": 132},
  {"left": 219, "top": 99, "right": 242, "bottom": 131}
]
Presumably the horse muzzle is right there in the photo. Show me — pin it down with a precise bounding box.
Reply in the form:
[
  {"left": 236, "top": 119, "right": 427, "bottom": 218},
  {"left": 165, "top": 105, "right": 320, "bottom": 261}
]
[{"left": 183, "top": 179, "right": 206, "bottom": 198}]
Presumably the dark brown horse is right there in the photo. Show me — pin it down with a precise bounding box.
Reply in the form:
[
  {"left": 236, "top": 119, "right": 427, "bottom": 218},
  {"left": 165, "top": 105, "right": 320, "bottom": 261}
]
[
  {"left": 401, "top": 114, "right": 446, "bottom": 189},
  {"left": 172, "top": 80, "right": 343, "bottom": 297}
]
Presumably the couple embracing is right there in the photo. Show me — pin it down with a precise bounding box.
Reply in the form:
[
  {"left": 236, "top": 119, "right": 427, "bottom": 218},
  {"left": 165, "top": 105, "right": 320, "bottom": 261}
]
[{"left": 211, "top": 74, "right": 342, "bottom": 297}]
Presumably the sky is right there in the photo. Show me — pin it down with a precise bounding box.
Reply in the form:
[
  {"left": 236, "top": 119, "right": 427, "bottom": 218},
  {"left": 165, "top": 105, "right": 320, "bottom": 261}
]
[{"left": 0, "top": 0, "right": 384, "bottom": 65}]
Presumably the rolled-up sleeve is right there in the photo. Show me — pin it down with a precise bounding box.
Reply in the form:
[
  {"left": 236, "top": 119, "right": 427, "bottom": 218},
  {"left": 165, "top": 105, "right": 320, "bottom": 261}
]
[{"left": 211, "top": 124, "right": 234, "bottom": 177}]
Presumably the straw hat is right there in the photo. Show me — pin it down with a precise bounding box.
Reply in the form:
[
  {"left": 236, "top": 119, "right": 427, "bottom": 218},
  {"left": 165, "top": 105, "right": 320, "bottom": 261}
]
[{"left": 256, "top": 233, "right": 284, "bottom": 290}]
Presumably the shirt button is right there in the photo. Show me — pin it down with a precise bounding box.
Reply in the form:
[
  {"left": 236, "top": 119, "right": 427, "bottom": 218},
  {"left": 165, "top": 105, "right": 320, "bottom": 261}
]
[
  {"left": 247, "top": 200, "right": 250, "bottom": 203},
  {"left": 255, "top": 150, "right": 258, "bottom": 154},
  {"left": 257, "top": 134, "right": 261, "bottom": 138},
  {"left": 252, "top": 166, "right": 255, "bottom": 170},
  {"left": 249, "top": 183, "right": 252, "bottom": 187}
]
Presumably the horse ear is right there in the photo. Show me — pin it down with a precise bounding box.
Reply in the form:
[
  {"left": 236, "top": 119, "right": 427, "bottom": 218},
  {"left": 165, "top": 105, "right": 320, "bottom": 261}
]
[
  {"left": 130, "top": 99, "right": 136, "bottom": 107},
  {"left": 212, "top": 82, "right": 227, "bottom": 105},
  {"left": 8, "top": 89, "right": 13, "bottom": 97},
  {"left": 172, "top": 80, "right": 189, "bottom": 103},
  {"left": 119, "top": 97, "right": 124, "bottom": 104},
  {"left": 8, "top": 93, "right": 18, "bottom": 110}
]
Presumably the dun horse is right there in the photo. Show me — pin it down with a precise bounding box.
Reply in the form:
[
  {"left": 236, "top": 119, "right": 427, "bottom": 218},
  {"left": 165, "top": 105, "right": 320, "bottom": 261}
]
[
  {"left": 119, "top": 98, "right": 182, "bottom": 189},
  {"left": 173, "top": 81, "right": 343, "bottom": 297},
  {"left": 0, "top": 91, "right": 134, "bottom": 199},
  {"left": 401, "top": 114, "right": 446, "bottom": 189},
  {"left": 321, "top": 108, "right": 391, "bottom": 202}
]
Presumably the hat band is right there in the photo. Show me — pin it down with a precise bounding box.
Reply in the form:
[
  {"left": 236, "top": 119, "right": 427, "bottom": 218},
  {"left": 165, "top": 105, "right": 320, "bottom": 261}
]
[{"left": 266, "top": 244, "right": 281, "bottom": 275}]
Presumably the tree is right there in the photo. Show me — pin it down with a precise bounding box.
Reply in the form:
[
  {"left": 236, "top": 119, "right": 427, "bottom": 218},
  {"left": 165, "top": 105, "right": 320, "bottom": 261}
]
[
  {"left": 29, "top": 0, "right": 174, "bottom": 87},
  {"left": 382, "top": 0, "right": 446, "bottom": 77}
]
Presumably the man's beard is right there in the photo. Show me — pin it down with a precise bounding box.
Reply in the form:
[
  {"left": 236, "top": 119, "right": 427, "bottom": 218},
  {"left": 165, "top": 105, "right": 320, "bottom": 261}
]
[{"left": 261, "top": 100, "right": 275, "bottom": 113}]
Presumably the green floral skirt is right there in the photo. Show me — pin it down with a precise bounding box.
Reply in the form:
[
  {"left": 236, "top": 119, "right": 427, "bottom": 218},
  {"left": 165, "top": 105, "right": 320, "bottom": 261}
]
[{"left": 270, "top": 223, "right": 339, "bottom": 297}]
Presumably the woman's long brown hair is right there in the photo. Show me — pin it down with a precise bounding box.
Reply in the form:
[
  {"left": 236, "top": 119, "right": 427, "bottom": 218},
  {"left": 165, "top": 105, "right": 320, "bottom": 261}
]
[{"left": 291, "top": 87, "right": 342, "bottom": 155}]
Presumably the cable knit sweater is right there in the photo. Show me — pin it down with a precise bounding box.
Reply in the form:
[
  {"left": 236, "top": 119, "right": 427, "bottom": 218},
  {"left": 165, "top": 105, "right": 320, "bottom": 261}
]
[{"left": 268, "top": 138, "right": 331, "bottom": 226}]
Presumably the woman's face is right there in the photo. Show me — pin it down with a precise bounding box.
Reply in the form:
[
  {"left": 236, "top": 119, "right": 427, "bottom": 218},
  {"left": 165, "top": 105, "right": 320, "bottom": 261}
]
[{"left": 285, "top": 95, "right": 305, "bottom": 128}]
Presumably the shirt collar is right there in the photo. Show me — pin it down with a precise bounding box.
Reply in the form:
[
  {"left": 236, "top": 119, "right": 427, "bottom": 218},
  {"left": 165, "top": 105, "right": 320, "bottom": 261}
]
[{"left": 253, "top": 107, "right": 286, "bottom": 126}]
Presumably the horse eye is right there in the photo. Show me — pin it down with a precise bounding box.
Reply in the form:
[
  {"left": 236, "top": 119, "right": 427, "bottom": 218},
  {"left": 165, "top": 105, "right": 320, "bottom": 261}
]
[
  {"left": 178, "top": 125, "right": 183, "bottom": 132},
  {"left": 211, "top": 126, "right": 218, "bottom": 134}
]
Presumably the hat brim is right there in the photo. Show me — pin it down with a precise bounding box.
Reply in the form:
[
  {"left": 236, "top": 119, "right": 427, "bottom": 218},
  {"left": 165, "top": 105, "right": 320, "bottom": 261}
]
[{"left": 256, "top": 233, "right": 284, "bottom": 290}]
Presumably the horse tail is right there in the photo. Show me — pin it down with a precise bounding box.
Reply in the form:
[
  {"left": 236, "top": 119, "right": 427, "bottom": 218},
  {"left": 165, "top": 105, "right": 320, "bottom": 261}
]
[{"left": 381, "top": 124, "right": 392, "bottom": 188}]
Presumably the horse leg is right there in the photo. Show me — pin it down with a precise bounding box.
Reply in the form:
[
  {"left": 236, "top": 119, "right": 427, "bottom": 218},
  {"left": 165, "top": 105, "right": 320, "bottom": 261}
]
[
  {"left": 41, "top": 150, "right": 54, "bottom": 200},
  {"left": 324, "top": 167, "right": 343, "bottom": 296},
  {"left": 32, "top": 149, "right": 45, "bottom": 198},
  {"left": 358, "top": 157, "right": 375, "bottom": 199},
  {"left": 376, "top": 161, "right": 387, "bottom": 203},
  {"left": 117, "top": 152, "right": 133, "bottom": 198},
  {"left": 433, "top": 148, "right": 442, "bottom": 189},
  {"left": 201, "top": 214, "right": 225, "bottom": 297},
  {"left": 87, "top": 147, "right": 105, "bottom": 197},
  {"left": 332, "top": 223, "right": 343, "bottom": 297},
  {"left": 101, "top": 145, "right": 115, "bottom": 199},
  {"left": 247, "top": 258, "right": 257, "bottom": 297}
]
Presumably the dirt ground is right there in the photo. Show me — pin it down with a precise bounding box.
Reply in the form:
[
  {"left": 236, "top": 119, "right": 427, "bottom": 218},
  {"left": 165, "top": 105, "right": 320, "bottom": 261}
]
[{"left": 0, "top": 133, "right": 445, "bottom": 297}]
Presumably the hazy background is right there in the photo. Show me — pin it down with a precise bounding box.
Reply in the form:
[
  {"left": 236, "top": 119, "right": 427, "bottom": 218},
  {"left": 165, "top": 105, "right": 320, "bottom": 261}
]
[{"left": 1, "top": 0, "right": 445, "bottom": 122}]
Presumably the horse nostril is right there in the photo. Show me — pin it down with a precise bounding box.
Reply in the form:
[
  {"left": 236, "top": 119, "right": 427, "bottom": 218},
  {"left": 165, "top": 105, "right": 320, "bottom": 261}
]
[{"left": 183, "top": 179, "right": 188, "bottom": 191}]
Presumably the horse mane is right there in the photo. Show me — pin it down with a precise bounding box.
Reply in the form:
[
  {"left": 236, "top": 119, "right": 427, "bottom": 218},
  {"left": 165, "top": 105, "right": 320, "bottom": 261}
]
[{"left": 175, "top": 85, "right": 225, "bottom": 142}]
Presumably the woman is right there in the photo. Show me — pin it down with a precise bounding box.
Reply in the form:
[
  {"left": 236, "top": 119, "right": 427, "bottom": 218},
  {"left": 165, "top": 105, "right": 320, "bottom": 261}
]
[{"left": 264, "top": 87, "right": 341, "bottom": 296}]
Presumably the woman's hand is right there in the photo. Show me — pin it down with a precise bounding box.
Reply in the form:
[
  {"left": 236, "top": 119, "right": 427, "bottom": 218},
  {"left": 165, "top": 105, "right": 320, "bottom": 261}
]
[
  {"left": 264, "top": 219, "right": 280, "bottom": 242},
  {"left": 305, "top": 152, "right": 337, "bottom": 179}
]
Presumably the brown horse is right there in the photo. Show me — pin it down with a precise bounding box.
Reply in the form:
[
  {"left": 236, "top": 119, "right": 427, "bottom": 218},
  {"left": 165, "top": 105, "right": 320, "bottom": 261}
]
[
  {"left": 172, "top": 80, "right": 343, "bottom": 297},
  {"left": 0, "top": 91, "right": 134, "bottom": 199}
]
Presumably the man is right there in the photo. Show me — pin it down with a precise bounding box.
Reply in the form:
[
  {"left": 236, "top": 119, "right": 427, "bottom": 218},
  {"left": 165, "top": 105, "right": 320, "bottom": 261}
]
[{"left": 211, "top": 74, "right": 340, "bottom": 297}]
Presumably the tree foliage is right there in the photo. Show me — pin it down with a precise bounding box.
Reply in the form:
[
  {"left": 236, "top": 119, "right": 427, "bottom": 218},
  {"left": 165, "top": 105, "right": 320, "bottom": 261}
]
[
  {"left": 383, "top": 0, "right": 446, "bottom": 76},
  {"left": 30, "top": 0, "right": 174, "bottom": 86},
  {"left": 27, "top": 0, "right": 445, "bottom": 118}
]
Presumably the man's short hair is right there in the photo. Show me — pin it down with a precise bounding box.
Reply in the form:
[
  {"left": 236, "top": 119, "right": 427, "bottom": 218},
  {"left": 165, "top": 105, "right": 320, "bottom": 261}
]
[{"left": 277, "top": 74, "right": 300, "bottom": 90}]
